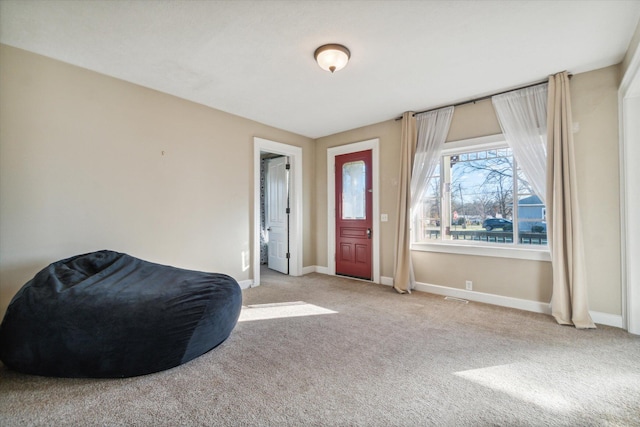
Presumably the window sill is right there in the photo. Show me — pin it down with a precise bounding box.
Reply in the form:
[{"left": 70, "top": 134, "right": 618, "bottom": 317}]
[{"left": 411, "top": 241, "right": 551, "bottom": 262}]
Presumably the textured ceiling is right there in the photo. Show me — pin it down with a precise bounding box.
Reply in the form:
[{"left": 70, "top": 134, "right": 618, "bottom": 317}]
[{"left": 1, "top": 0, "right": 639, "bottom": 138}]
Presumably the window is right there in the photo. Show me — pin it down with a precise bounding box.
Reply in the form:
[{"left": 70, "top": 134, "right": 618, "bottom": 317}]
[
  {"left": 412, "top": 136, "right": 548, "bottom": 255},
  {"left": 341, "top": 161, "right": 366, "bottom": 219}
]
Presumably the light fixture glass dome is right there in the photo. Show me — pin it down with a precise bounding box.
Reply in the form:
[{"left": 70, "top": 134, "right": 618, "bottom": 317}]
[{"left": 314, "top": 44, "right": 350, "bottom": 73}]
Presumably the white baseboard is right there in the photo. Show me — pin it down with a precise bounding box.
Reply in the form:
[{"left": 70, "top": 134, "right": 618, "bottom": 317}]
[
  {"left": 301, "top": 266, "right": 316, "bottom": 275},
  {"left": 299, "top": 265, "right": 330, "bottom": 275},
  {"left": 302, "top": 265, "right": 329, "bottom": 276},
  {"left": 414, "top": 281, "right": 552, "bottom": 315},
  {"left": 314, "top": 266, "right": 329, "bottom": 275},
  {"left": 589, "top": 311, "right": 623, "bottom": 328},
  {"left": 238, "top": 279, "right": 253, "bottom": 290},
  {"left": 413, "top": 281, "right": 623, "bottom": 328},
  {"left": 381, "top": 276, "right": 394, "bottom": 286}
]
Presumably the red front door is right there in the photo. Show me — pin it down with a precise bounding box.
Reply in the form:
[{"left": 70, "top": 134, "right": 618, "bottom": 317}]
[{"left": 335, "top": 150, "right": 372, "bottom": 280}]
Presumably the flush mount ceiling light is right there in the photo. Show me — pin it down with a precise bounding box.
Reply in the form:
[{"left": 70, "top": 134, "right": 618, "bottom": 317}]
[{"left": 314, "top": 44, "right": 350, "bottom": 73}]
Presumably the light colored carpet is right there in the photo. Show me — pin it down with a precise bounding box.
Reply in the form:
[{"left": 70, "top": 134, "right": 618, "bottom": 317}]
[{"left": 1, "top": 269, "right": 639, "bottom": 426}]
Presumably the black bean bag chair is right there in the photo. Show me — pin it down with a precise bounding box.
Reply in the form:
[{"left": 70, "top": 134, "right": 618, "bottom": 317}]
[{"left": 0, "top": 250, "right": 242, "bottom": 378}]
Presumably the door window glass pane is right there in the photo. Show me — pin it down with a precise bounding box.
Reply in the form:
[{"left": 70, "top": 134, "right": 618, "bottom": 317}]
[{"left": 342, "top": 161, "right": 366, "bottom": 219}]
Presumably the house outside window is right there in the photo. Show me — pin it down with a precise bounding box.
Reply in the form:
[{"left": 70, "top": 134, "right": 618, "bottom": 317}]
[{"left": 411, "top": 135, "right": 548, "bottom": 260}]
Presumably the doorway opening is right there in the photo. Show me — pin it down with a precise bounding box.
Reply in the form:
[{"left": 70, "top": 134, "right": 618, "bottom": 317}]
[
  {"left": 253, "top": 138, "right": 303, "bottom": 287},
  {"left": 262, "top": 153, "right": 290, "bottom": 275},
  {"left": 327, "top": 139, "right": 380, "bottom": 284}
]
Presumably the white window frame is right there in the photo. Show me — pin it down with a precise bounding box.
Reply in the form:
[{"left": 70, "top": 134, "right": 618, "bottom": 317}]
[{"left": 410, "top": 134, "right": 551, "bottom": 262}]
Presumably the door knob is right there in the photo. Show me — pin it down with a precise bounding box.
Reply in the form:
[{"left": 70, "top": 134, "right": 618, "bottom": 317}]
[{"left": 367, "top": 228, "right": 372, "bottom": 239}]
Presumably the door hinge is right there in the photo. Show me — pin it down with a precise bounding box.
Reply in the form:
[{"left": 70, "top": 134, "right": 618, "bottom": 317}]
[
  {"left": 286, "top": 253, "right": 291, "bottom": 259},
  {"left": 285, "top": 163, "right": 291, "bottom": 170},
  {"left": 286, "top": 207, "right": 290, "bottom": 214}
]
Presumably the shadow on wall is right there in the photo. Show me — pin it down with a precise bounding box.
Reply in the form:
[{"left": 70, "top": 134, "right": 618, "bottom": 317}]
[{"left": 0, "top": 261, "right": 50, "bottom": 320}]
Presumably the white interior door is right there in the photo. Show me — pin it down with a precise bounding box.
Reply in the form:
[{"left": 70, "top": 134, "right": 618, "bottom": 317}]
[{"left": 266, "top": 156, "right": 289, "bottom": 274}]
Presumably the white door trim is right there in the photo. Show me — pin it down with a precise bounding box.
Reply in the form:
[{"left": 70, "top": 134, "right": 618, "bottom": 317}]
[
  {"left": 327, "top": 139, "right": 380, "bottom": 284},
  {"left": 253, "top": 138, "right": 303, "bottom": 287},
  {"left": 619, "top": 43, "right": 640, "bottom": 335}
]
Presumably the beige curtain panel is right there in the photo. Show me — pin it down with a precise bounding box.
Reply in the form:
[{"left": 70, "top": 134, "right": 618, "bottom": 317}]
[
  {"left": 393, "top": 111, "right": 417, "bottom": 294},
  {"left": 546, "top": 71, "right": 596, "bottom": 329},
  {"left": 393, "top": 108, "right": 454, "bottom": 294}
]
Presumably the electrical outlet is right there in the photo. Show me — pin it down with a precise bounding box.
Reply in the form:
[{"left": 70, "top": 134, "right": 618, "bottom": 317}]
[{"left": 465, "top": 280, "right": 473, "bottom": 291}]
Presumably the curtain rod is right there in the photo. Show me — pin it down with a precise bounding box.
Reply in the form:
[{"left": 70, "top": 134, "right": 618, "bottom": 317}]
[{"left": 395, "top": 74, "right": 570, "bottom": 120}]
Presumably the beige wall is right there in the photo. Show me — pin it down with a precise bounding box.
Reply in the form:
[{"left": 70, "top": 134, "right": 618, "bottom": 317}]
[
  {"left": 0, "top": 42, "right": 624, "bottom": 320},
  {"left": 571, "top": 65, "right": 622, "bottom": 314},
  {"left": 412, "top": 253, "right": 553, "bottom": 303},
  {"left": 412, "top": 97, "right": 553, "bottom": 302},
  {"left": 446, "top": 97, "right": 501, "bottom": 141},
  {"left": 315, "top": 65, "right": 622, "bottom": 315},
  {"left": 315, "top": 119, "right": 402, "bottom": 278},
  {"left": 0, "top": 44, "right": 315, "bottom": 317}
]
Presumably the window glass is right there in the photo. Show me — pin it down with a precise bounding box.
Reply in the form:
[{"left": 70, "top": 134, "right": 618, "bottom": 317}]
[
  {"left": 342, "top": 161, "right": 366, "bottom": 219},
  {"left": 415, "top": 164, "right": 441, "bottom": 240},
  {"left": 413, "top": 143, "right": 546, "bottom": 247}
]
